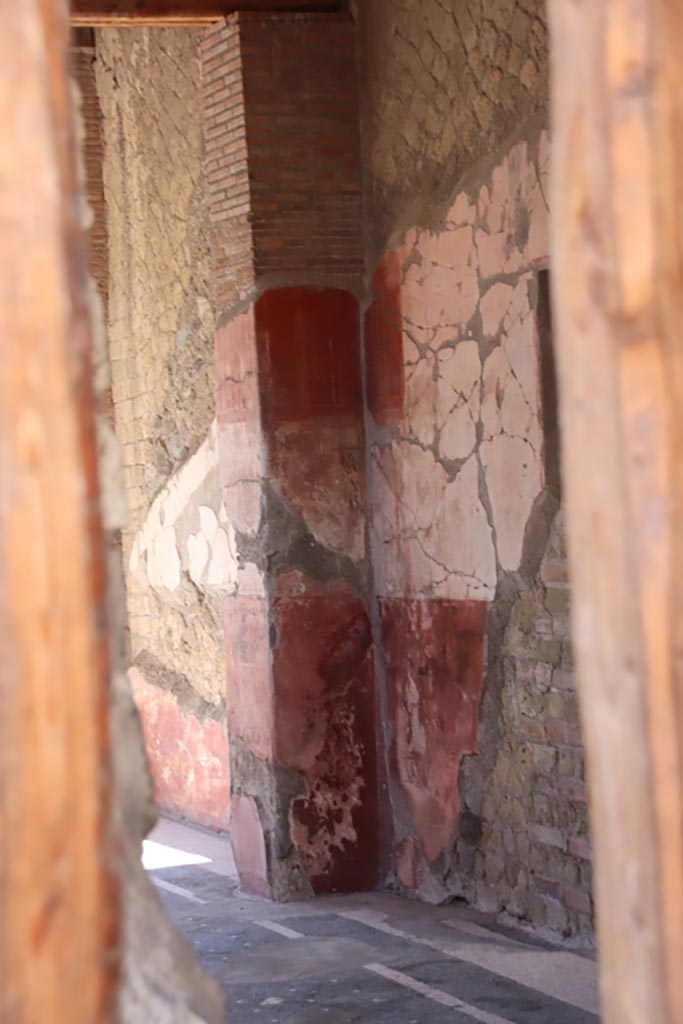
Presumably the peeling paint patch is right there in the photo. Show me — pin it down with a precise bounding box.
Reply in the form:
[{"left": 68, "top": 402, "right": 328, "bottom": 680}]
[
  {"left": 215, "top": 308, "right": 264, "bottom": 536},
  {"left": 272, "top": 571, "right": 378, "bottom": 894}
]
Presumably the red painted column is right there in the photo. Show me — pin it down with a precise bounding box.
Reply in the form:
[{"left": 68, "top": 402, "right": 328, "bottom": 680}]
[{"left": 202, "top": 14, "right": 378, "bottom": 899}]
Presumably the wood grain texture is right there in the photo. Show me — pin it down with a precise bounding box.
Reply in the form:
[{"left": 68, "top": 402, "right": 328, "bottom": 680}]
[
  {"left": 549, "top": 1, "right": 683, "bottom": 1021},
  {"left": 0, "top": 1, "right": 120, "bottom": 1021},
  {"left": 71, "top": 0, "right": 339, "bottom": 25}
]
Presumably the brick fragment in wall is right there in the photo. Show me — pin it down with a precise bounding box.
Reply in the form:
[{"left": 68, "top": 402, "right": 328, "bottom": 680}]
[{"left": 201, "top": 14, "right": 363, "bottom": 316}]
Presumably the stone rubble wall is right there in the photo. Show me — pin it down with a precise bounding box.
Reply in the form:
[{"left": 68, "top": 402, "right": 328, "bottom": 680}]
[
  {"left": 95, "top": 27, "right": 230, "bottom": 829},
  {"left": 469, "top": 510, "right": 592, "bottom": 938}
]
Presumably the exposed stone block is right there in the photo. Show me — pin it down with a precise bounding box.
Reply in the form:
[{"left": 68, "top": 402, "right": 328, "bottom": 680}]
[{"left": 563, "top": 885, "right": 592, "bottom": 915}]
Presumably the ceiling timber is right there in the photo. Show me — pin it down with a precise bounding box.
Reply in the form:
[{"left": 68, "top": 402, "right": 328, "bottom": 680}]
[{"left": 71, "top": 1, "right": 340, "bottom": 26}]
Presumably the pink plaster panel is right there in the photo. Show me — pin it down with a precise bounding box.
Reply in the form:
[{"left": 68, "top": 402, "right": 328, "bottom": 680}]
[
  {"left": 370, "top": 443, "right": 496, "bottom": 601},
  {"left": 216, "top": 419, "right": 263, "bottom": 535},
  {"left": 129, "top": 668, "right": 230, "bottom": 830},
  {"left": 367, "top": 134, "right": 551, "bottom": 894},
  {"left": 231, "top": 794, "right": 270, "bottom": 899},
  {"left": 223, "top": 593, "right": 272, "bottom": 762},
  {"left": 480, "top": 274, "right": 544, "bottom": 571}
]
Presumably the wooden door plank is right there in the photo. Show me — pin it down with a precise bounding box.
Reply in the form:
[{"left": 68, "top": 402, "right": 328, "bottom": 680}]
[
  {"left": 0, "top": 2, "right": 120, "bottom": 1021},
  {"left": 71, "top": 0, "right": 339, "bottom": 26},
  {"left": 549, "top": 1, "right": 683, "bottom": 1021}
]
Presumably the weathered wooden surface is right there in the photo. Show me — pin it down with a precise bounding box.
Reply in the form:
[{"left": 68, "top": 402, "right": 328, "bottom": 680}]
[
  {"left": 71, "top": 0, "right": 338, "bottom": 26},
  {"left": 549, "top": 1, "right": 683, "bottom": 1021},
  {"left": 0, "top": 1, "right": 119, "bottom": 1021}
]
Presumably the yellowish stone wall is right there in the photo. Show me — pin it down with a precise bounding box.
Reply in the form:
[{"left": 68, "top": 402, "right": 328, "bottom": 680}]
[{"left": 95, "top": 28, "right": 231, "bottom": 826}]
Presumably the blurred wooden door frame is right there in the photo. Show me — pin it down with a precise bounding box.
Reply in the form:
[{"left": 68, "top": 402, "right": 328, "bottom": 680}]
[
  {"left": 549, "top": 1, "right": 683, "bottom": 1021},
  {"left": 1, "top": 1, "right": 683, "bottom": 1022},
  {"left": 0, "top": 1, "right": 119, "bottom": 1021}
]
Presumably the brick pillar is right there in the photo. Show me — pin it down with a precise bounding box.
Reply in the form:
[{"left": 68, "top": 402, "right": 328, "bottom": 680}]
[{"left": 201, "top": 14, "right": 378, "bottom": 899}]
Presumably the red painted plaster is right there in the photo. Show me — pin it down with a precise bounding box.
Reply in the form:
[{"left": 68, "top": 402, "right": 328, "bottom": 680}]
[
  {"left": 364, "top": 253, "right": 405, "bottom": 425},
  {"left": 129, "top": 668, "right": 230, "bottom": 830},
  {"left": 380, "top": 598, "right": 487, "bottom": 871},
  {"left": 273, "top": 571, "right": 378, "bottom": 893},
  {"left": 255, "top": 288, "right": 362, "bottom": 425}
]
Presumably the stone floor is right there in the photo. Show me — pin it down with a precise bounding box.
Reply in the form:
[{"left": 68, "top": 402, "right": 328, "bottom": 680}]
[{"left": 143, "top": 818, "right": 600, "bottom": 1024}]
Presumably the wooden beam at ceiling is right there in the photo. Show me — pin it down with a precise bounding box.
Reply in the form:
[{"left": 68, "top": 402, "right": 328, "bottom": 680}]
[
  {"left": 71, "top": 0, "right": 340, "bottom": 26},
  {"left": 0, "top": 0, "right": 120, "bottom": 1020},
  {"left": 549, "top": 0, "right": 683, "bottom": 1021}
]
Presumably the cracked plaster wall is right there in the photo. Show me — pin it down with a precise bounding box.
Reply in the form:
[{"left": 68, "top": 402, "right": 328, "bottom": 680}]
[
  {"left": 367, "top": 131, "right": 550, "bottom": 603},
  {"left": 363, "top": 121, "right": 593, "bottom": 939},
  {"left": 95, "top": 28, "right": 230, "bottom": 828}
]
